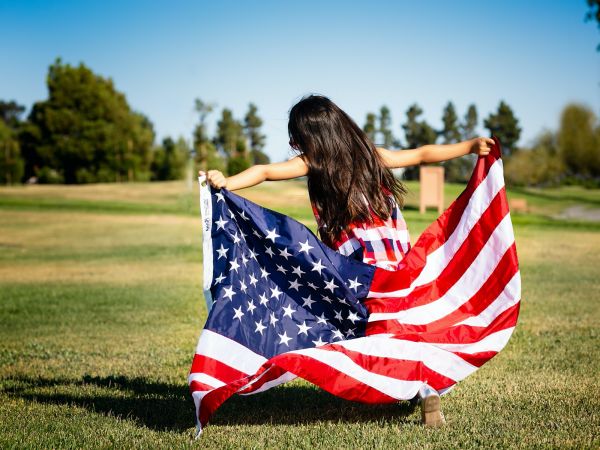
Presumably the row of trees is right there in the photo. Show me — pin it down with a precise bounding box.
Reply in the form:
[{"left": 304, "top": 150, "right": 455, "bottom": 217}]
[
  {"left": 0, "top": 58, "right": 269, "bottom": 185},
  {"left": 2, "top": 58, "right": 597, "bottom": 187},
  {"left": 361, "top": 101, "right": 521, "bottom": 181}
]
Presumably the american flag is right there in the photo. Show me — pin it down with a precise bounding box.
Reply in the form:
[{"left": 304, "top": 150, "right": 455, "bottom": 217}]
[{"left": 189, "top": 136, "right": 520, "bottom": 433}]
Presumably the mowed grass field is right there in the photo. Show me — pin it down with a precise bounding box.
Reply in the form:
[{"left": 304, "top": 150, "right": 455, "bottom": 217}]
[{"left": 0, "top": 179, "right": 599, "bottom": 448}]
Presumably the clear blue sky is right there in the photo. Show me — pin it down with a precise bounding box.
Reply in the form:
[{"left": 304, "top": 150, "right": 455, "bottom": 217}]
[{"left": 1, "top": 0, "right": 598, "bottom": 162}]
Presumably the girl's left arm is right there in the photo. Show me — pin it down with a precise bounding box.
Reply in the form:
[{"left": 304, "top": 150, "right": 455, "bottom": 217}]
[
  {"left": 376, "top": 137, "right": 495, "bottom": 169},
  {"left": 199, "top": 155, "right": 308, "bottom": 191}
]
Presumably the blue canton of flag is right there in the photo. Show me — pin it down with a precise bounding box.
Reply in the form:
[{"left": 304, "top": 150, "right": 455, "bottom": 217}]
[{"left": 201, "top": 182, "right": 375, "bottom": 359}]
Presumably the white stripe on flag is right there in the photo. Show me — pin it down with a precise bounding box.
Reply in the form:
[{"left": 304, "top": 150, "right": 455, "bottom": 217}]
[
  {"left": 195, "top": 329, "right": 267, "bottom": 376},
  {"left": 368, "top": 159, "right": 506, "bottom": 298},
  {"left": 188, "top": 372, "right": 227, "bottom": 388},
  {"left": 239, "top": 371, "right": 297, "bottom": 396},
  {"left": 336, "top": 335, "right": 478, "bottom": 381},
  {"left": 457, "top": 271, "right": 521, "bottom": 327}
]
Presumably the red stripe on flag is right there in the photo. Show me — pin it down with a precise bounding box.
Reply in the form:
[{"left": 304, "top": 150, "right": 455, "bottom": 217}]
[
  {"left": 189, "top": 353, "right": 249, "bottom": 383},
  {"left": 270, "top": 353, "right": 399, "bottom": 403}
]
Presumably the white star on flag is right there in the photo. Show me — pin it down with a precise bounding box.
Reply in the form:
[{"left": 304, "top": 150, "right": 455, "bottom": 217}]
[
  {"left": 222, "top": 286, "right": 235, "bottom": 301},
  {"left": 279, "top": 247, "right": 292, "bottom": 259},
  {"left": 278, "top": 331, "right": 292, "bottom": 346},
  {"left": 216, "top": 244, "right": 228, "bottom": 259},
  {"left": 265, "top": 228, "right": 280, "bottom": 242},
  {"left": 301, "top": 295, "right": 315, "bottom": 309},
  {"left": 347, "top": 311, "right": 360, "bottom": 324},
  {"left": 248, "top": 273, "right": 258, "bottom": 286},
  {"left": 311, "top": 259, "right": 325, "bottom": 275},
  {"left": 312, "top": 336, "right": 327, "bottom": 347},
  {"left": 296, "top": 321, "right": 311, "bottom": 336},
  {"left": 254, "top": 320, "right": 266, "bottom": 335},
  {"left": 298, "top": 239, "right": 314, "bottom": 254},
  {"left": 214, "top": 272, "right": 226, "bottom": 284},
  {"left": 229, "top": 259, "right": 240, "bottom": 272},
  {"left": 215, "top": 216, "right": 228, "bottom": 230},
  {"left": 232, "top": 306, "right": 244, "bottom": 321},
  {"left": 348, "top": 277, "right": 362, "bottom": 291},
  {"left": 259, "top": 293, "right": 269, "bottom": 306},
  {"left": 331, "top": 329, "right": 344, "bottom": 340},
  {"left": 291, "top": 265, "right": 305, "bottom": 277},
  {"left": 282, "top": 304, "right": 296, "bottom": 318},
  {"left": 324, "top": 278, "right": 338, "bottom": 292},
  {"left": 288, "top": 279, "right": 302, "bottom": 291}
]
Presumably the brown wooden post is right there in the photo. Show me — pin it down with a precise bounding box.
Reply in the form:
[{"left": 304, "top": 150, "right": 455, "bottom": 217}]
[{"left": 419, "top": 166, "right": 445, "bottom": 214}]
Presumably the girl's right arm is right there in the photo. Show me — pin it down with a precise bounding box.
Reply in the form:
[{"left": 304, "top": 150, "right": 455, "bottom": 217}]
[
  {"left": 199, "top": 156, "right": 309, "bottom": 191},
  {"left": 376, "top": 137, "right": 494, "bottom": 168}
]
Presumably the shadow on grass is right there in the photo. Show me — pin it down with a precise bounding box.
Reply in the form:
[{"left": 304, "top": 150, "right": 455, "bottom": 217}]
[{"left": 1, "top": 375, "right": 416, "bottom": 431}]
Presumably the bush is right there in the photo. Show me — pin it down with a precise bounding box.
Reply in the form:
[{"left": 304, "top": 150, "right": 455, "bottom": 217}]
[
  {"left": 75, "top": 168, "right": 95, "bottom": 183},
  {"left": 36, "top": 167, "right": 64, "bottom": 184},
  {"left": 505, "top": 130, "right": 564, "bottom": 187}
]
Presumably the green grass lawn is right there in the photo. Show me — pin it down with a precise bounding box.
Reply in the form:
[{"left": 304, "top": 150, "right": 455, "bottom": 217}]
[{"left": 0, "top": 180, "right": 599, "bottom": 448}]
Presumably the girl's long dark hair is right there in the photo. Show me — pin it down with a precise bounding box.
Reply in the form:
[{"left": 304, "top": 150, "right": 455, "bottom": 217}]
[{"left": 288, "top": 94, "right": 407, "bottom": 247}]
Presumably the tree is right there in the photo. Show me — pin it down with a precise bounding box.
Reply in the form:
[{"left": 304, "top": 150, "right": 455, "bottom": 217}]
[
  {"left": 585, "top": 0, "right": 600, "bottom": 51},
  {"left": 0, "top": 99, "right": 26, "bottom": 184},
  {"left": 439, "top": 101, "right": 461, "bottom": 144},
  {"left": 460, "top": 104, "right": 478, "bottom": 140},
  {"left": 244, "top": 103, "right": 269, "bottom": 165},
  {"left": 216, "top": 108, "right": 251, "bottom": 175},
  {"left": 0, "top": 100, "right": 26, "bottom": 129},
  {"left": 215, "top": 108, "right": 244, "bottom": 157},
  {"left": 378, "top": 106, "right": 394, "bottom": 148},
  {"left": 401, "top": 104, "right": 438, "bottom": 180},
  {"left": 402, "top": 104, "right": 437, "bottom": 149},
  {"left": 150, "top": 136, "right": 188, "bottom": 181},
  {"left": 439, "top": 101, "right": 474, "bottom": 182},
  {"left": 557, "top": 103, "right": 600, "bottom": 181},
  {"left": 0, "top": 120, "right": 24, "bottom": 185},
  {"left": 484, "top": 100, "right": 522, "bottom": 157},
  {"left": 20, "top": 58, "right": 155, "bottom": 183},
  {"left": 193, "top": 98, "right": 224, "bottom": 173},
  {"left": 363, "top": 112, "right": 377, "bottom": 143}
]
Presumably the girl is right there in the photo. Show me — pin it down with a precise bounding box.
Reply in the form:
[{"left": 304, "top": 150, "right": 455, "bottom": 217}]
[{"left": 199, "top": 94, "right": 494, "bottom": 426}]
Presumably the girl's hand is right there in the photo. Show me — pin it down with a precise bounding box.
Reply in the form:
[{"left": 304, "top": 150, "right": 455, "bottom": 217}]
[
  {"left": 470, "top": 137, "right": 495, "bottom": 156},
  {"left": 198, "top": 170, "right": 227, "bottom": 189}
]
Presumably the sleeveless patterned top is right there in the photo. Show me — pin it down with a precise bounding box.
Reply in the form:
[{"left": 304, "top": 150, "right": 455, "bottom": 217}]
[{"left": 310, "top": 191, "right": 411, "bottom": 271}]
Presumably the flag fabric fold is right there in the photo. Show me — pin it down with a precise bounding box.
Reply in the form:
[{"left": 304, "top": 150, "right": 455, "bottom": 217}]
[{"left": 189, "top": 136, "right": 520, "bottom": 433}]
